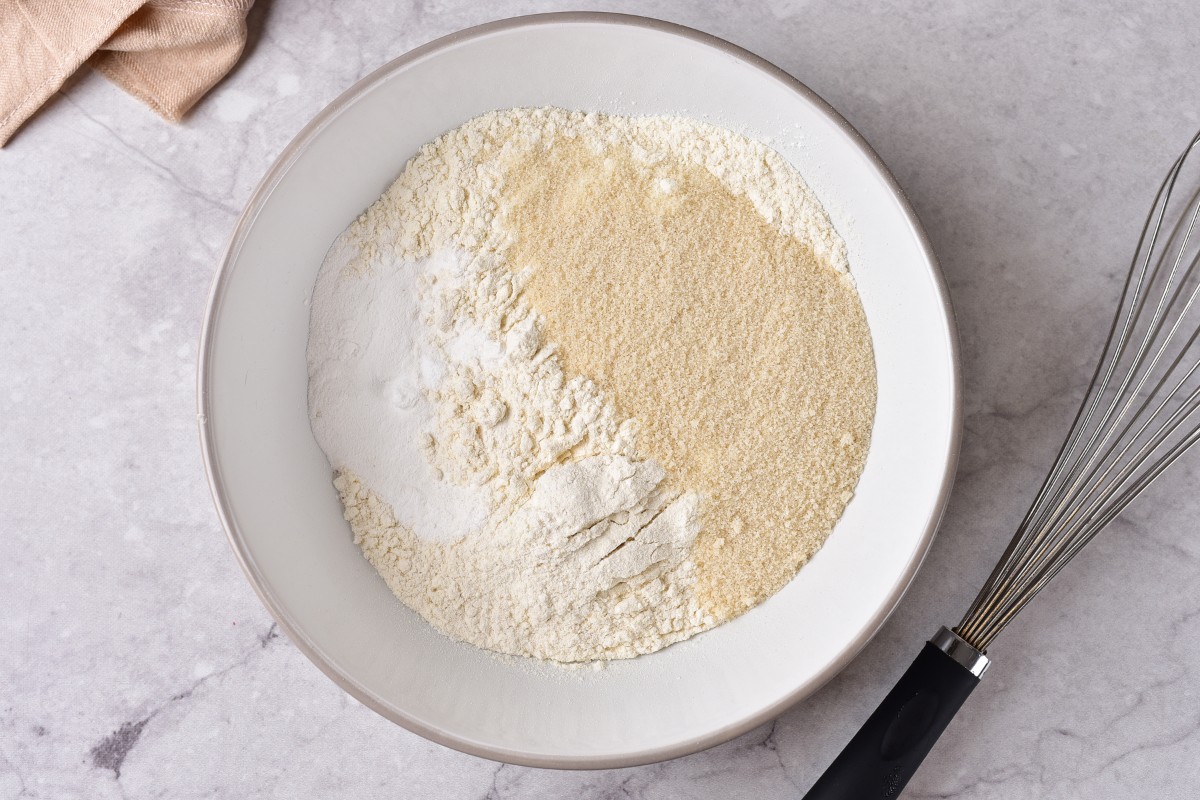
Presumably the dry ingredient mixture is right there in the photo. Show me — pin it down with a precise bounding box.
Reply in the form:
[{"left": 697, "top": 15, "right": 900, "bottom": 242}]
[{"left": 307, "top": 108, "right": 876, "bottom": 663}]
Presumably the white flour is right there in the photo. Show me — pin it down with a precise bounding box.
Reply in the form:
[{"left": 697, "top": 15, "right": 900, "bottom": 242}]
[{"left": 306, "top": 107, "right": 854, "bottom": 662}]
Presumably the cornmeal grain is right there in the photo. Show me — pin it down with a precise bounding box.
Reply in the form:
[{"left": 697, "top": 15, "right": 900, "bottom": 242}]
[{"left": 504, "top": 137, "right": 876, "bottom": 619}]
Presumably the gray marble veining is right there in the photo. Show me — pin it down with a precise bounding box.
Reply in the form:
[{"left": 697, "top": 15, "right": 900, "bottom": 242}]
[{"left": 4, "top": 1, "right": 1200, "bottom": 797}]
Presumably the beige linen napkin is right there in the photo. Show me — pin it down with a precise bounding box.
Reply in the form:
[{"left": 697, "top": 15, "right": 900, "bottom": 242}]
[{"left": 0, "top": 0, "right": 254, "bottom": 146}]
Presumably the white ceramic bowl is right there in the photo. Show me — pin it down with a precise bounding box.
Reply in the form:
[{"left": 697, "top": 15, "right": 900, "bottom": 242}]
[{"left": 199, "top": 13, "right": 960, "bottom": 768}]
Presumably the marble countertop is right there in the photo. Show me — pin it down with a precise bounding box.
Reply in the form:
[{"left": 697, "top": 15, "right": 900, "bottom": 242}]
[{"left": 5, "top": 1, "right": 1200, "bottom": 797}]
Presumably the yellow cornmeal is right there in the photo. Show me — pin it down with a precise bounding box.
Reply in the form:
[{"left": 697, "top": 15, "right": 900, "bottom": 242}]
[{"left": 503, "top": 138, "right": 876, "bottom": 619}]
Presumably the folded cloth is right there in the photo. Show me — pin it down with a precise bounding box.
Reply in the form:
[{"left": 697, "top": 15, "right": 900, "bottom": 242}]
[{"left": 0, "top": 0, "right": 254, "bottom": 146}]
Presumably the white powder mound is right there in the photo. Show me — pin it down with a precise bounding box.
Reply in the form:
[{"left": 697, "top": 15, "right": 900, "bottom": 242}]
[
  {"left": 308, "top": 244, "right": 488, "bottom": 542},
  {"left": 306, "top": 107, "right": 851, "bottom": 662}
]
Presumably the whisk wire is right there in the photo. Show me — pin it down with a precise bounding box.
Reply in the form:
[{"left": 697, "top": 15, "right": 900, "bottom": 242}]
[
  {"left": 957, "top": 131, "right": 1200, "bottom": 651},
  {"left": 954, "top": 172, "right": 1177, "bottom": 636},
  {"left": 1021, "top": 166, "right": 1195, "bottom": 541},
  {"left": 963, "top": 206, "right": 1200, "bottom": 648},
  {"left": 1013, "top": 255, "right": 1200, "bottom": 588},
  {"left": 973, "top": 418, "right": 1200, "bottom": 647}
]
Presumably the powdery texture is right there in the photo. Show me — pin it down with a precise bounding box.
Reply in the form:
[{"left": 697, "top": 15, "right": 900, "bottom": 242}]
[
  {"left": 308, "top": 107, "right": 876, "bottom": 661},
  {"left": 503, "top": 127, "right": 876, "bottom": 617}
]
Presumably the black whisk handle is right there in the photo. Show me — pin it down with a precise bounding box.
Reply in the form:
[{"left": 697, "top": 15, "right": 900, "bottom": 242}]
[{"left": 803, "top": 628, "right": 989, "bottom": 799}]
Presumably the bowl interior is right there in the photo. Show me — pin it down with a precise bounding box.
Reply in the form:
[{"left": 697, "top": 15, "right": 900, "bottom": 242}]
[{"left": 201, "top": 15, "right": 959, "bottom": 767}]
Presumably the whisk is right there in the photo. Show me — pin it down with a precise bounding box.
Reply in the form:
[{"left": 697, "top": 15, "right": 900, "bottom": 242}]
[{"left": 805, "top": 128, "right": 1200, "bottom": 799}]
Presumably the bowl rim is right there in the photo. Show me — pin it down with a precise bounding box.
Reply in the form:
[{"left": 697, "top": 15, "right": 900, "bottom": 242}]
[{"left": 197, "top": 10, "right": 962, "bottom": 770}]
